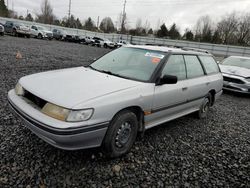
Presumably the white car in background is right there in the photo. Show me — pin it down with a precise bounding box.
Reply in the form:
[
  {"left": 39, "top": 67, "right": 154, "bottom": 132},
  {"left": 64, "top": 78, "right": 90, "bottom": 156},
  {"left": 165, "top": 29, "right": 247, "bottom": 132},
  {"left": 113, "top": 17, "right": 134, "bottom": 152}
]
[
  {"left": 116, "top": 40, "right": 129, "bottom": 47},
  {"left": 84, "top": 36, "right": 95, "bottom": 45},
  {"left": 93, "top": 37, "right": 115, "bottom": 48},
  {"left": 219, "top": 56, "right": 250, "bottom": 94},
  {"left": 30, "top": 25, "right": 53, "bottom": 40}
]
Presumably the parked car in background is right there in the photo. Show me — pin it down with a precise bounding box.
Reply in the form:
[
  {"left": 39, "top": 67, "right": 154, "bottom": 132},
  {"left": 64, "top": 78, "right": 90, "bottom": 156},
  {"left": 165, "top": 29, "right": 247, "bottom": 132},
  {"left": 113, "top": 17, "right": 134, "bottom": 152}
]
[
  {"left": 0, "top": 23, "right": 4, "bottom": 36},
  {"left": 219, "top": 56, "right": 250, "bottom": 94},
  {"left": 85, "top": 36, "right": 95, "bottom": 45},
  {"left": 8, "top": 45, "right": 223, "bottom": 158},
  {"left": 116, "top": 40, "right": 129, "bottom": 47},
  {"left": 93, "top": 37, "right": 115, "bottom": 48},
  {"left": 4, "top": 21, "right": 30, "bottom": 38},
  {"left": 30, "top": 25, "right": 53, "bottom": 40},
  {"left": 52, "top": 28, "right": 66, "bottom": 40}
]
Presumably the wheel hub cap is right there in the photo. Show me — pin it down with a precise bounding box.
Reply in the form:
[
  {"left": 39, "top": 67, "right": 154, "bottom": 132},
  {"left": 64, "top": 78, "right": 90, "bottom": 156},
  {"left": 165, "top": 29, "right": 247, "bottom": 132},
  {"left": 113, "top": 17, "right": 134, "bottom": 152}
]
[{"left": 115, "top": 122, "right": 132, "bottom": 148}]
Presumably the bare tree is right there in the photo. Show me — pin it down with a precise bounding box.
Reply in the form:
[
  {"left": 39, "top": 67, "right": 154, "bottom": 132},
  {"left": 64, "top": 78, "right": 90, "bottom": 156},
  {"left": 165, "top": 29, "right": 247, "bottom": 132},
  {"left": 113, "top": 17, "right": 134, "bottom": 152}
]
[
  {"left": 194, "top": 15, "right": 213, "bottom": 42},
  {"left": 237, "top": 13, "right": 250, "bottom": 45},
  {"left": 36, "top": 0, "right": 54, "bottom": 24},
  {"left": 217, "top": 12, "right": 239, "bottom": 44}
]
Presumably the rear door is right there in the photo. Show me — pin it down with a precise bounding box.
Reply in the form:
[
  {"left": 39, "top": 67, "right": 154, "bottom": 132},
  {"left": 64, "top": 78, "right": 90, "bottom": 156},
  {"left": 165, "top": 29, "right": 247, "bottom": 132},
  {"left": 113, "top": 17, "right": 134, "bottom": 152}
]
[
  {"left": 198, "top": 55, "right": 223, "bottom": 94},
  {"left": 183, "top": 55, "right": 209, "bottom": 108}
]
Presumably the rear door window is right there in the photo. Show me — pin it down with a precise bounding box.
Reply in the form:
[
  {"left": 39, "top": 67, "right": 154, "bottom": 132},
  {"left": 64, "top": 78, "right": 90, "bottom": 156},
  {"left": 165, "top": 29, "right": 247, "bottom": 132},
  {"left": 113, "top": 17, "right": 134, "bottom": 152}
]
[
  {"left": 184, "top": 55, "right": 205, "bottom": 79},
  {"left": 199, "top": 56, "right": 220, "bottom": 74}
]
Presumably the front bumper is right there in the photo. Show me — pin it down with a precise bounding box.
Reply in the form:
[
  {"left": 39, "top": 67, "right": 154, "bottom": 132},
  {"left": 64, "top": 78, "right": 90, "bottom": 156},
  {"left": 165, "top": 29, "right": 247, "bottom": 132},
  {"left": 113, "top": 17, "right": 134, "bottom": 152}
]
[
  {"left": 8, "top": 90, "right": 108, "bottom": 150},
  {"left": 223, "top": 81, "right": 250, "bottom": 94}
]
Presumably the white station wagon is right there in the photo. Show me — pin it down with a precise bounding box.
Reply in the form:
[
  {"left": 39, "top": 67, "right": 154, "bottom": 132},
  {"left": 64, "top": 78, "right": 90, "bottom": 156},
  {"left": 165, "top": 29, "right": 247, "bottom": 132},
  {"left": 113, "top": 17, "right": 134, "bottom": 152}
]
[{"left": 8, "top": 45, "right": 223, "bottom": 158}]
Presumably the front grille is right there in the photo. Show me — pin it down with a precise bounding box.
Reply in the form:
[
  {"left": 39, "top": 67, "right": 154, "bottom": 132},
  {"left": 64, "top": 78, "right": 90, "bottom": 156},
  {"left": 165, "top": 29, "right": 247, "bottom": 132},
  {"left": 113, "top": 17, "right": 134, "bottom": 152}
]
[
  {"left": 23, "top": 90, "right": 47, "bottom": 109},
  {"left": 223, "top": 76, "right": 245, "bottom": 84},
  {"left": 46, "top": 33, "right": 52, "bottom": 37}
]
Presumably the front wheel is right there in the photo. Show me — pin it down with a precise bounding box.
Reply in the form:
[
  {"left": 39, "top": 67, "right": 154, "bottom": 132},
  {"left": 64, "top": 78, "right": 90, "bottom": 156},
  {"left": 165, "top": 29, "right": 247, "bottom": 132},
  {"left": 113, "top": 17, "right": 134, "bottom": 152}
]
[
  {"left": 38, "top": 33, "right": 43, "bottom": 39},
  {"left": 197, "top": 93, "right": 212, "bottom": 119},
  {"left": 102, "top": 110, "right": 138, "bottom": 158}
]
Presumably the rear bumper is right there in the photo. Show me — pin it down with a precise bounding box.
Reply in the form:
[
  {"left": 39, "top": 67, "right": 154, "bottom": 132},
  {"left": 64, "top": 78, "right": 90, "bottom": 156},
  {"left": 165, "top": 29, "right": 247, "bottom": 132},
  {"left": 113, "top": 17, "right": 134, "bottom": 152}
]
[{"left": 8, "top": 90, "right": 108, "bottom": 150}]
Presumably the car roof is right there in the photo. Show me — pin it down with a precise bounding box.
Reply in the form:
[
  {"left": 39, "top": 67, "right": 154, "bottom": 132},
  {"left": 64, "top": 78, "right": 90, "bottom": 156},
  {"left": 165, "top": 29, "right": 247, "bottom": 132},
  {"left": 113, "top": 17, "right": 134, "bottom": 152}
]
[{"left": 125, "top": 45, "right": 210, "bottom": 55}]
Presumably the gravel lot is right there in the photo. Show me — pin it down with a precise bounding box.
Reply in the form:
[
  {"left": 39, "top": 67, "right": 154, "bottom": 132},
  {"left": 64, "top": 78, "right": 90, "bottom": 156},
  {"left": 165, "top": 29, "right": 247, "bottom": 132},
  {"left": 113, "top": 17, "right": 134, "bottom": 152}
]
[{"left": 0, "top": 36, "right": 250, "bottom": 187}]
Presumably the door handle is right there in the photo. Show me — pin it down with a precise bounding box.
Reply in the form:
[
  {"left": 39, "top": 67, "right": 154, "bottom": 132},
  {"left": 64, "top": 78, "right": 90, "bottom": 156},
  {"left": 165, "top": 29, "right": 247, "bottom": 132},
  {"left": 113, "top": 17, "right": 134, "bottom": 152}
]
[
  {"left": 182, "top": 87, "right": 188, "bottom": 91},
  {"left": 206, "top": 82, "right": 210, "bottom": 85}
]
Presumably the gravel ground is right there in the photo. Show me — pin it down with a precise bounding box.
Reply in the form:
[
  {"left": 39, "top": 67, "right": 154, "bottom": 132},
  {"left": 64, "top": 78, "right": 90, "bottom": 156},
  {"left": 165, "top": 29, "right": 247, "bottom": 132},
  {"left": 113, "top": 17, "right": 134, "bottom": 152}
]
[{"left": 0, "top": 36, "right": 250, "bottom": 188}]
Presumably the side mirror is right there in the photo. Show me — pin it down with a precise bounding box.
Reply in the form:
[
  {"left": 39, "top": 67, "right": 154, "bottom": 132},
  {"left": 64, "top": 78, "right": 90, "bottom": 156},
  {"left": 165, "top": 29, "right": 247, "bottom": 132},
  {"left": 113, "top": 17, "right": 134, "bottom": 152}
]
[{"left": 157, "top": 75, "right": 178, "bottom": 85}]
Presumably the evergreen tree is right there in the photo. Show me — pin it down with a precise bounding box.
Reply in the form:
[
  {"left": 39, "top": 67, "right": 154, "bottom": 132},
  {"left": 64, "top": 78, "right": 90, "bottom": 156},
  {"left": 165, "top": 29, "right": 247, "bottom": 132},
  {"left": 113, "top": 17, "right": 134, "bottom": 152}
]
[
  {"left": 156, "top": 24, "right": 168, "bottom": 38},
  {"left": 0, "top": 0, "right": 9, "bottom": 17},
  {"left": 25, "top": 13, "right": 34, "bottom": 21},
  {"left": 168, "top": 23, "right": 180, "bottom": 39}
]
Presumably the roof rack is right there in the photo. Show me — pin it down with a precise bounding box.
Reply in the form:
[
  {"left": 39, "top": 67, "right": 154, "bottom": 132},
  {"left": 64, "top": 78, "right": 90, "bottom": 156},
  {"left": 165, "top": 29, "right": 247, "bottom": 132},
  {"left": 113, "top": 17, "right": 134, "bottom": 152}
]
[
  {"left": 145, "top": 43, "right": 182, "bottom": 48},
  {"left": 182, "top": 47, "right": 210, "bottom": 54}
]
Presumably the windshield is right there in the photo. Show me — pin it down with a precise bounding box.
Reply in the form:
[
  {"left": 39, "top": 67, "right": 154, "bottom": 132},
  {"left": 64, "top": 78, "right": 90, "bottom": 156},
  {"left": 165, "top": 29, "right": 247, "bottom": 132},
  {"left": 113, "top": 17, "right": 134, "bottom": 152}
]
[
  {"left": 90, "top": 47, "right": 166, "bottom": 81},
  {"left": 222, "top": 57, "right": 250, "bottom": 69}
]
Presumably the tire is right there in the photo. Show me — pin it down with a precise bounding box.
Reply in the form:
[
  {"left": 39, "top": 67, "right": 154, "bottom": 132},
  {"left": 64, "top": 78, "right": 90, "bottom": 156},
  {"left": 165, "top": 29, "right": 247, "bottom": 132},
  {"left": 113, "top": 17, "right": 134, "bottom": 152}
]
[
  {"left": 104, "top": 43, "right": 108, "bottom": 48},
  {"left": 102, "top": 110, "right": 138, "bottom": 158},
  {"left": 38, "top": 33, "right": 43, "bottom": 39},
  {"left": 13, "top": 29, "right": 17, "bottom": 37},
  {"left": 26, "top": 35, "right": 30, "bottom": 38},
  {"left": 197, "top": 93, "right": 212, "bottom": 119}
]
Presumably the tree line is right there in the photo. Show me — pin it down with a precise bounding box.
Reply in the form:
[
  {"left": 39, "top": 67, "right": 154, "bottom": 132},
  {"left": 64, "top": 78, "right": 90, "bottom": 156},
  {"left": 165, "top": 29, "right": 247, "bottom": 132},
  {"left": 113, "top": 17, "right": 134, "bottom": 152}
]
[{"left": 0, "top": 0, "right": 249, "bottom": 46}]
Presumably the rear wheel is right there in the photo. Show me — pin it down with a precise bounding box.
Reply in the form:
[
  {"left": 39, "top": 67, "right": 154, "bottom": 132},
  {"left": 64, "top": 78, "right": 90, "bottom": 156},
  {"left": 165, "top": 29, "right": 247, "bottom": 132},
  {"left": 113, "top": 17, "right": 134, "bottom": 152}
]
[
  {"left": 197, "top": 93, "right": 212, "bottom": 119},
  {"left": 13, "top": 29, "right": 17, "bottom": 37},
  {"left": 102, "top": 110, "right": 138, "bottom": 158}
]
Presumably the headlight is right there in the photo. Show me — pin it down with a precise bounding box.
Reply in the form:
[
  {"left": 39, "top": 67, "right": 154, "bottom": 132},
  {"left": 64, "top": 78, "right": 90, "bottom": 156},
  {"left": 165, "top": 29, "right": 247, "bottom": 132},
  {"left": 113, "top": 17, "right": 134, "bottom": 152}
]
[
  {"left": 41, "top": 103, "right": 93, "bottom": 122},
  {"left": 42, "top": 103, "right": 69, "bottom": 121},
  {"left": 67, "top": 109, "right": 94, "bottom": 122},
  {"left": 15, "top": 83, "right": 24, "bottom": 96}
]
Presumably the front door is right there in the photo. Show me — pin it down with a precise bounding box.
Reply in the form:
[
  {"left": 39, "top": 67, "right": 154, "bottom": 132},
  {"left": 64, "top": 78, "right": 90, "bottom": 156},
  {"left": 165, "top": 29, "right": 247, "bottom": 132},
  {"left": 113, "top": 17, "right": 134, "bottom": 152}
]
[{"left": 146, "top": 55, "right": 189, "bottom": 127}]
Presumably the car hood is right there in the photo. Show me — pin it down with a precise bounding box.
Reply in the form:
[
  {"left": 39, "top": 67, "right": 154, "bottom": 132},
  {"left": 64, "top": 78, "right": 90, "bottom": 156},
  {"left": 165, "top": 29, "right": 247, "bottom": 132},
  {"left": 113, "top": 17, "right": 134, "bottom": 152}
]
[
  {"left": 19, "top": 67, "right": 141, "bottom": 109},
  {"left": 219, "top": 65, "right": 250, "bottom": 78}
]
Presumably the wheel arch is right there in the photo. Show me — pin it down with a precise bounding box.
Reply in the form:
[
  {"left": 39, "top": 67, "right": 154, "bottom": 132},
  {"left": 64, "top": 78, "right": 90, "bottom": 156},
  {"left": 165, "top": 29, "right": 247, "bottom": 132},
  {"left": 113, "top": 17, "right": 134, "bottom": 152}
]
[{"left": 112, "top": 106, "right": 145, "bottom": 133}]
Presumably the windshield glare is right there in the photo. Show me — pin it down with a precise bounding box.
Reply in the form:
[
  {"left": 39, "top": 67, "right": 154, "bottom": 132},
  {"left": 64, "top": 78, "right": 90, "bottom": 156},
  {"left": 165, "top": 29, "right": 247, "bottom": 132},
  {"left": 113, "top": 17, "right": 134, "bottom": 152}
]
[
  {"left": 90, "top": 47, "right": 166, "bottom": 81},
  {"left": 222, "top": 57, "right": 250, "bottom": 69}
]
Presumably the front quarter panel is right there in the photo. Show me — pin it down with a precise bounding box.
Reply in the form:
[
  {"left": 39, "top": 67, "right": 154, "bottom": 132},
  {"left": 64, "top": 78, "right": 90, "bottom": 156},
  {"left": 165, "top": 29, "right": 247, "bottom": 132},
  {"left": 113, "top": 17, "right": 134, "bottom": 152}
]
[{"left": 73, "top": 83, "right": 155, "bottom": 125}]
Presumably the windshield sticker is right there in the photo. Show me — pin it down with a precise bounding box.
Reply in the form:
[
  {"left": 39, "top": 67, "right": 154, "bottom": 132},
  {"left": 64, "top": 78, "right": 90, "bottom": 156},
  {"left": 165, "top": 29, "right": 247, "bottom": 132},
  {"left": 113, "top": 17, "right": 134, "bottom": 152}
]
[
  {"left": 151, "top": 57, "right": 161, "bottom": 64},
  {"left": 145, "top": 52, "right": 164, "bottom": 59}
]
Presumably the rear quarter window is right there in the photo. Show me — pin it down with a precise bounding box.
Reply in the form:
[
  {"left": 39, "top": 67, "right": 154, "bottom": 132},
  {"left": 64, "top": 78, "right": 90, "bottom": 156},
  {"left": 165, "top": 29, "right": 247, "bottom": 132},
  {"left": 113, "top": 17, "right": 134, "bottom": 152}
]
[{"left": 199, "top": 56, "right": 220, "bottom": 74}]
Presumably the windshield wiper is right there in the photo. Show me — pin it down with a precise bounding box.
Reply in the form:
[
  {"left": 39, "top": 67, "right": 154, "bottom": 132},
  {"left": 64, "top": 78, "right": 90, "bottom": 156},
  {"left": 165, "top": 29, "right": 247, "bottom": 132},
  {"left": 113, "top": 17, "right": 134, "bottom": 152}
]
[{"left": 88, "top": 66, "right": 128, "bottom": 79}]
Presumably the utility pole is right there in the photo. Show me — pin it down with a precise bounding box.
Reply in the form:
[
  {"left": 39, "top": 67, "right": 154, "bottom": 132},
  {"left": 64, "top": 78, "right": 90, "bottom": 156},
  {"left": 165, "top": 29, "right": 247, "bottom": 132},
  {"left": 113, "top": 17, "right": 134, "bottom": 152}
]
[
  {"left": 68, "top": 0, "right": 72, "bottom": 20},
  {"left": 121, "top": 0, "right": 127, "bottom": 33},
  {"left": 7, "top": 0, "right": 9, "bottom": 8},
  {"left": 97, "top": 16, "right": 100, "bottom": 29}
]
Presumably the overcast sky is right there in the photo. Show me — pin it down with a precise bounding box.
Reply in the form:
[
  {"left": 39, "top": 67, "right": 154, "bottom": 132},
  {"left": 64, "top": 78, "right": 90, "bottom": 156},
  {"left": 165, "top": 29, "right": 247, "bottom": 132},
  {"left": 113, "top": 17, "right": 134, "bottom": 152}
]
[{"left": 8, "top": 0, "right": 250, "bottom": 32}]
